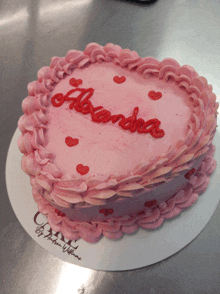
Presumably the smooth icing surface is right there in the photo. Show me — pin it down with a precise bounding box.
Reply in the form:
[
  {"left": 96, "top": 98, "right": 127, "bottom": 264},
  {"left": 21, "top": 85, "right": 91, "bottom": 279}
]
[{"left": 17, "top": 43, "right": 218, "bottom": 242}]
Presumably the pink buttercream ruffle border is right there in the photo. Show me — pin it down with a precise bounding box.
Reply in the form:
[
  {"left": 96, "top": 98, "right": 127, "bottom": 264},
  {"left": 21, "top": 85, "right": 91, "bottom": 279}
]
[{"left": 33, "top": 146, "right": 216, "bottom": 243}]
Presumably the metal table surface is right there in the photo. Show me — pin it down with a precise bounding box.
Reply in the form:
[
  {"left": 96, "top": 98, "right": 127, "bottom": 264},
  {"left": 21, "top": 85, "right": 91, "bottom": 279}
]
[{"left": 1, "top": 0, "right": 220, "bottom": 293}]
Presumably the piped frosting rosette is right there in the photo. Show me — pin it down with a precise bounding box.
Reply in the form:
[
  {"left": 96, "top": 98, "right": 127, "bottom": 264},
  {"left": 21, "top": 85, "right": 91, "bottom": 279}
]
[{"left": 18, "top": 43, "right": 218, "bottom": 211}]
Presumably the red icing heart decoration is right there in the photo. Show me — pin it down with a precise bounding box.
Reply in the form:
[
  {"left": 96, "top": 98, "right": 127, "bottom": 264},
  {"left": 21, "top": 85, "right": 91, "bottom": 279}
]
[
  {"left": 99, "top": 208, "right": 114, "bottom": 216},
  {"left": 184, "top": 168, "right": 196, "bottom": 180},
  {"left": 144, "top": 200, "right": 157, "bottom": 208},
  {"left": 69, "top": 78, "right": 83, "bottom": 87},
  {"left": 55, "top": 209, "right": 66, "bottom": 217},
  {"left": 65, "top": 136, "right": 79, "bottom": 147},
  {"left": 148, "top": 90, "right": 162, "bottom": 100},
  {"left": 76, "top": 164, "right": 89, "bottom": 175},
  {"left": 113, "top": 76, "right": 126, "bottom": 84}
]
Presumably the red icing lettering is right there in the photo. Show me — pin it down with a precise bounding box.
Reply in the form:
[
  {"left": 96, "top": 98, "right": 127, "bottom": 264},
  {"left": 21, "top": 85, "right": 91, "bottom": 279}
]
[
  {"left": 184, "top": 168, "right": 196, "bottom": 179},
  {"left": 99, "top": 208, "right": 114, "bottom": 216},
  {"left": 69, "top": 78, "right": 83, "bottom": 87},
  {"left": 113, "top": 76, "right": 126, "bottom": 84},
  {"left": 151, "top": 126, "right": 165, "bottom": 138},
  {"left": 144, "top": 200, "right": 157, "bottom": 208},
  {"left": 51, "top": 93, "right": 65, "bottom": 107},
  {"left": 51, "top": 81, "right": 165, "bottom": 138},
  {"left": 118, "top": 107, "right": 138, "bottom": 132},
  {"left": 148, "top": 90, "right": 162, "bottom": 100},
  {"left": 76, "top": 164, "right": 89, "bottom": 175},
  {"left": 65, "top": 136, "right": 79, "bottom": 147},
  {"left": 55, "top": 209, "right": 66, "bottom": 217}
]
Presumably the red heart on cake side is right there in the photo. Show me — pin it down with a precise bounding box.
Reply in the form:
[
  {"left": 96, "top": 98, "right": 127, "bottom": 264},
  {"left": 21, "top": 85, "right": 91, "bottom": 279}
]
[
  {"left": 113, "top": 76, "right": 126, "bottom": 84},
  {"left": 65, "top": 136, "right": 79, "bottom": 147},
  {"left": 148, "top": 90, "right": 162, "bottom": 100},
  {"left": 69, "top": 78, "right": 83, "bottom": 87},
  {"left": 184, "top": 168, "right": 196, "bottom": 179},
  {"left": 144, "top": 199, "right": 157, "bottom": 208},
  {"left": 99, "top": 208, "right": 114, "bottom": 216},
  {"left": 76, "top": 164, "right": 89, "bottom": 175}
]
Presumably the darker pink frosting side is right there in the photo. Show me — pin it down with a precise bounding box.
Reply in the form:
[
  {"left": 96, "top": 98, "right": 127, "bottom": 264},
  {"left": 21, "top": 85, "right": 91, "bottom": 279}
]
[{"left": 33, "top": 147, "right": 216, "bottom": 243}]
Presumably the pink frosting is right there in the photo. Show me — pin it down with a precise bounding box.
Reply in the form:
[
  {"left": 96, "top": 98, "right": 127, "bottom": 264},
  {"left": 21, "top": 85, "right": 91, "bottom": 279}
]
[
  {"left": 34, "top": 147, "right": 216, "bottom": 243},
  {"left": 46, "top": 62, "right": 191, "bottom": 181},
  {"left": 17, "top": 43, "right": 218, "bottom": 230}
]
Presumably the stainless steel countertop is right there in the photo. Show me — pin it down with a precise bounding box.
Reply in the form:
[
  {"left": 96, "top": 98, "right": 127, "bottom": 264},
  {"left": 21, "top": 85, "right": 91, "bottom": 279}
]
[{"left": 1, "top": 0, "right": 220, "bottom": 293}]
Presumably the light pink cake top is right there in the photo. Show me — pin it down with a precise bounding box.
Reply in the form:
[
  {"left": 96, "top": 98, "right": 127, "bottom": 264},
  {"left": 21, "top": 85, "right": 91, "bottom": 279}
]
[
  {"left": 46, "top": 62, "right": 191, "bottom": 180},
  {"left": 18, "top": 43, "right": 218, "bottom": 207}
]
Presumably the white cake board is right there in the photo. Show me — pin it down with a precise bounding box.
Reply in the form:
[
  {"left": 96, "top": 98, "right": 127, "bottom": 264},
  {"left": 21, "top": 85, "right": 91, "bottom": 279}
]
[{"left": 6, "top": 128, "right": 220, "bottom": 271}]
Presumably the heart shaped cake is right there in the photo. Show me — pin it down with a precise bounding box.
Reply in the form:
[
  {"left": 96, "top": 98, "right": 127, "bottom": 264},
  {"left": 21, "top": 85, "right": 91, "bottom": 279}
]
[{"left": 17, "top": 43, "right": 218, "bottom": 243}]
